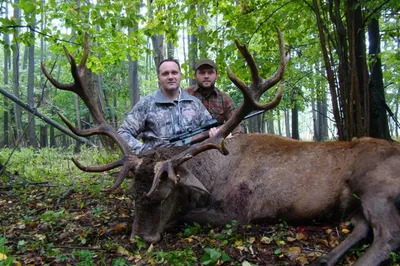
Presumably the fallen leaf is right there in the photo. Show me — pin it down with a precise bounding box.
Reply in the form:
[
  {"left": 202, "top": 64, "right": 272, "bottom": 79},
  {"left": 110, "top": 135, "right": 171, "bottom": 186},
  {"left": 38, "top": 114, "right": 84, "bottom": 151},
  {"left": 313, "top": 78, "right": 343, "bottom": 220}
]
[
  {"left": 117, "top": 246, "right": 131, "bottom": 256},
  {"left": 342, "top": 228, "right": 350, "bottom": 234},
  {"left": 295, "top": 255, "right": 310, "bottom": 266},
  {"left": 286, "top": 246, "right": 301, "bottom": 260},
  {"left": 296, "top": 232, "right": 307, "bottom": 240},
  {"left": 287, "top": 236, "right": 296, "bottom": 242},
  {"left": 319, "top": 239, "right": 329, "bottom": 247},
  {"left": 184, "top": 237, "right": 194, "bottom": 243},
  {"left": 260, "top": 236, "right": 273, "bottom": 244},
  {"left": 0, "top": 253, "right": 7, "bottom": 260},
  {"left": 234, "top": 240, "right": 243, "bottom": 246},
  {"left": 247, "top": 237, "right": 256, "bottom": 244}
]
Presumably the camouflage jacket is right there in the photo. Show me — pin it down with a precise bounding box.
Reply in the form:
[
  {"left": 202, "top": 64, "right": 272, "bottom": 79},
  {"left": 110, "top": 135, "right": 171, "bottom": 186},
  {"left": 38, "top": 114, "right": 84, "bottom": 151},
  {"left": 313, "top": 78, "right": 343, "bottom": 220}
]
[{"left": 117, "top": 89, "right": 213, "bottom": 155}]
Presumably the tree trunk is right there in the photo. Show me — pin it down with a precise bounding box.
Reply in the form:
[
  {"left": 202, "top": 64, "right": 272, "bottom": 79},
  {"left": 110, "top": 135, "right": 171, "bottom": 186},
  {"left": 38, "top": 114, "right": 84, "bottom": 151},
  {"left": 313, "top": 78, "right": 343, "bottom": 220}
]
[
  {"left": 291, "top": 103, "right": 299, "bottom": 140},
  {"left": 40, "top": 126, "right": 47, "bottom": 147},
  {"left": 167, "top": 41, "right": 175, "bottom": 59},
  {"left": 312, "top": 87, "right": 319, "bottom": 140},
  {"left": 2, "top": 2, "right": 10, "bottom": 147},
  {"left": 129, "top": 25, "right": 140, "bottom": 107},
  {"left": 27, "top": 11, "right": 38, "bottom": 148},
  {"left": 284, "top": 108, "right": 291, "bottom": 138},
  {"left": 313, "top": 0, "right": 343, "bottom": 139},
  {"left": 197, "top": 3, "right": 206, "bottom": 58},
  {"left": 188, "top": 11, "right": 197, "bottom": 86},
  {"left": 368, "top": 16, "right": 390, "bottom": 140},
  {"left": 12, "top": 0, "right": 24, "bottom": 146},
  {"left": 346, "top": 0, "right": 369, "bottom": 138},
  {"left": 182, "top": 28, "right": 189, "bottom": 84},
  {"left": 49, "top": 122, "right": 56, "bottom": 147},
  {"left": 150, "top": 31, "right": 164, "bottom": 67},
  {"left": 277, "top": 109, "right": 282, "bottom": 136},
  {"left": 266, "top": 111, "right": 275, "bottom": 134},
  {"left": 291, "top": 88, "right": 299, "bottom": 140}
]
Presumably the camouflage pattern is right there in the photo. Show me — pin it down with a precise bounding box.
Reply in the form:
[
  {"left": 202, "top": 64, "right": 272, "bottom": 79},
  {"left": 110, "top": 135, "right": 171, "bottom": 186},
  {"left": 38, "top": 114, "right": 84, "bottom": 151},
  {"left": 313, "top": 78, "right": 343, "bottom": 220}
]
[{"left": 118, "top": 89, "right": 213, "bottom": 155}]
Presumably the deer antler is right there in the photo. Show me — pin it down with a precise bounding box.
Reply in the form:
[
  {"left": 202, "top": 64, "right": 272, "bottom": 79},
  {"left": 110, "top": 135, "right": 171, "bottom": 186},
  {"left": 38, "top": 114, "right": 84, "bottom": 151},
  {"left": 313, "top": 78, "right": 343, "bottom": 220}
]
[
  {"left": 41, "top": 36, "right": 141, "bottom": 191},
  {"left": 146, "top": 27, "right": 288, "bottom": 197}
]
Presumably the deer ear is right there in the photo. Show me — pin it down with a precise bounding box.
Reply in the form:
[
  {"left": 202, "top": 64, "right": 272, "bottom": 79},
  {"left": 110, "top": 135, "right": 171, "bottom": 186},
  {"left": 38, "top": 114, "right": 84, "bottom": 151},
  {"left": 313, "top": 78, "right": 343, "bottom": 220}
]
[{"left": 177, "top": 166, "right": 210, "bottom": 194}]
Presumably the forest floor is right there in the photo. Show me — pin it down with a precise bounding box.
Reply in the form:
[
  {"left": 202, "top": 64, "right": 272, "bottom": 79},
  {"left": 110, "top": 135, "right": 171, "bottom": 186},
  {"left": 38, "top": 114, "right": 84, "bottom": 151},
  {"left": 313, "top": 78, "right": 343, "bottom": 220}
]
[{"left": 0, "top": 171, "right": 397, "bottom": 266}]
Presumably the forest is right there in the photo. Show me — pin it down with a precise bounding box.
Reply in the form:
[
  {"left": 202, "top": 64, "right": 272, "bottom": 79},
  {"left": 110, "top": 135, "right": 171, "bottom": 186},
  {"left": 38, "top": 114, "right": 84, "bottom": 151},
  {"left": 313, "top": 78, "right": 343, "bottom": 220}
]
[{"left": 1, "top": 0, "right": 400, "bottom": 265}]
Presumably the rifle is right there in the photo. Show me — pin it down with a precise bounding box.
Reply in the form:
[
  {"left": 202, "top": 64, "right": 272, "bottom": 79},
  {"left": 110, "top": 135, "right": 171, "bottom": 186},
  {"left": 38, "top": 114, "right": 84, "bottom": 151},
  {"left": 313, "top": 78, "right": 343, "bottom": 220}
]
[
  {"left": 169, "top": 119, "right": 223, "bottom": 145},
  {"left": 169, "top": 109, "right": 265, "bottom": 146}
]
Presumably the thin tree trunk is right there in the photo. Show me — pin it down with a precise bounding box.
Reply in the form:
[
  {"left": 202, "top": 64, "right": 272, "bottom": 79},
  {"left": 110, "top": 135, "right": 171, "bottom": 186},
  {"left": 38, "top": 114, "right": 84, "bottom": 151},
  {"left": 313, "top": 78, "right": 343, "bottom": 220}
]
[
  {"left": 266, "top": 111, "right": 275, "bottom": 134},
  {"left": 312, "top": 0, "right": 343, "bottom": 139},
  {"left": 167, "top": 41, "right": 174, "bottom": 59},
  {"left": 12, "top": 0, "right": 24, "bottom": 146},
  {"left": 368, "top": 16, "right": 390, "bottom": 140},
  {"left": 277, "top": 109, "right": 282, "bottom": 136},
  {"left": 2, "top": 2, "right": 10, "bottom": 147},
  {"left": 182, "top": 28, "right": 189, "bottom": 84},
  {"left": 27, "top": 8, "right": 38, "bottom": 148},
  {"left": 40, "top": 0, "right": 48, "bottom": 148},
  {"left": 284, "top": 108, "right": 291, "bottom": 138},
  {"left": 291, "top": 103, "right": 299, "bottom": 140},
  {"left": 128, "top": 25, "right": 140, "bottom": 107}
]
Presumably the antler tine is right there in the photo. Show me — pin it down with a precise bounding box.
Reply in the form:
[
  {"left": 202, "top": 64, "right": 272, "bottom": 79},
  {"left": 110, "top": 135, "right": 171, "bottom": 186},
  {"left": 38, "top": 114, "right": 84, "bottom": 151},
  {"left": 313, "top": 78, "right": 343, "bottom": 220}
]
[
  {"left": 58, "top": 112, "right": 131, "bottom": 155},
  {"left": 72, "top": 157, "right": 125, "bottom": 172},
  {"left": 146, "top": 138, "right": 228, "bottom": 197},
  {"left": 79, "top": 34, "right": 90, "bottom": 69},
  {"left": 234, "top": 39, "right": 262, "bottom": 87},
  {"left": 40, "top": 62, "right": 75, "bottom": 92},
  {"left": 102, "top": 159, "right": 141, "bottom": 192}
]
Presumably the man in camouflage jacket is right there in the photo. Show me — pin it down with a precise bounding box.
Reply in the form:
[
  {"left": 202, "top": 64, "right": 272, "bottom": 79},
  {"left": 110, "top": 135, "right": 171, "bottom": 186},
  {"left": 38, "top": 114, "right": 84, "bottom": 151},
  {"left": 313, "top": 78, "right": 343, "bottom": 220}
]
[{"left": 118, "top": 59, "right": 212, "bottom": 155}]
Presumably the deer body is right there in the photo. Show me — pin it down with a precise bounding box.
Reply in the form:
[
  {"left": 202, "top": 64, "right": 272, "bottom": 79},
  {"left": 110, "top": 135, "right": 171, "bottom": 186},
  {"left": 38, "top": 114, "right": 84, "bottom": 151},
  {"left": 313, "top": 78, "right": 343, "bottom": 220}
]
[
  {"left": 182, "top": 134, "right": 400, "bottom": 225},
  {"left": 131, "top": 134, "right": 400, "bottom": 266}
]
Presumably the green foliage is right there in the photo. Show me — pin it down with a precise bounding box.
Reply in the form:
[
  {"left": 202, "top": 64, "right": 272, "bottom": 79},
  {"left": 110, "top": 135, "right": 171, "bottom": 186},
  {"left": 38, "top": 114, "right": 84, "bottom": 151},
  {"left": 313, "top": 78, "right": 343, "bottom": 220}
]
[
  {"left": 200, "top": 248, "right": 231, "bottom": 265},
  {"left": 154, "top": 246, "right": 197, "bottom": 265},
  {"left": 0, "top": 236, "right": 16, "bottom": 265},
  {"left": 72, "top": 249, "right": 96, "bottom": 266},
  {"left": 0, "top": 147, "right": 120, "bottom": 194},
  {"left": 183, "top": 222, "right": 202, "bottom": 236},
  {"left": 40, "top": 208, "right": 65, "bottom": 223}
]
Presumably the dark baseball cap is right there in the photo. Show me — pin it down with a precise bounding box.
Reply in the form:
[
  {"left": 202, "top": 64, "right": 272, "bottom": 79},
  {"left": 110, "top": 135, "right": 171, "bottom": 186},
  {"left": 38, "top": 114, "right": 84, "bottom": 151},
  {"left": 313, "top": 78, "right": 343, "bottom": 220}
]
[{"left": 194, "top": 58, "right": 216, "bottom": 70}]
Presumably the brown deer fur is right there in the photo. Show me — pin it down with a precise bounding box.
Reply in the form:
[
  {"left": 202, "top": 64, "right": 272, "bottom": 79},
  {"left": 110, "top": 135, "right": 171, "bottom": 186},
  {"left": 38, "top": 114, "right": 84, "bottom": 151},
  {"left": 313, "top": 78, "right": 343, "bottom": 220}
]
[{"left": 131, "top": 134, "right": 400, "bottom": 266}]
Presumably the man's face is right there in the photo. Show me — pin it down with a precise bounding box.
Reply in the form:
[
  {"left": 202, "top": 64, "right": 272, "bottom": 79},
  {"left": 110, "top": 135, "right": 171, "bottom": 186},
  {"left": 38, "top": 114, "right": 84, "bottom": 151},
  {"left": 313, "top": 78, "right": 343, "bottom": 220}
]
[
  {"left": 158, "top": 61, "right": 182, "bottom": 92},
  {"left": 194, "top": 66, "right": 219, "bottom": 90}
]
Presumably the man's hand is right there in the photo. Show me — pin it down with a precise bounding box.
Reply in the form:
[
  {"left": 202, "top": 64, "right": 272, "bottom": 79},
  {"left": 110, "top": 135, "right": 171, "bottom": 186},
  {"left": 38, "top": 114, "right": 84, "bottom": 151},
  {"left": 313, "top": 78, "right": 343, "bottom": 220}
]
[{"left": 209, "top": 127, "right": 233, "bottom": 138}]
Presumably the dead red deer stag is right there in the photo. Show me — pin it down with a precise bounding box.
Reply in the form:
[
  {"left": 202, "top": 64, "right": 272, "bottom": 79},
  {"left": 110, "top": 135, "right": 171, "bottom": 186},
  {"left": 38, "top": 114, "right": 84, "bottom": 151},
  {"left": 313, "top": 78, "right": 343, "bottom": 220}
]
[{"left": 42, "top": 30, "right": 400, "bottom": 266}]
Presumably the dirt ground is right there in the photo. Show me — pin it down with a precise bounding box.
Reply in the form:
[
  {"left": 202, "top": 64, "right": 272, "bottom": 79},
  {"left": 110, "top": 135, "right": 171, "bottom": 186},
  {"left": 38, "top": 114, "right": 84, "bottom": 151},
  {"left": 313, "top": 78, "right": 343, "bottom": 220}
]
[{"left": 0, "top": 182, "right": 397, "bottom": 266}]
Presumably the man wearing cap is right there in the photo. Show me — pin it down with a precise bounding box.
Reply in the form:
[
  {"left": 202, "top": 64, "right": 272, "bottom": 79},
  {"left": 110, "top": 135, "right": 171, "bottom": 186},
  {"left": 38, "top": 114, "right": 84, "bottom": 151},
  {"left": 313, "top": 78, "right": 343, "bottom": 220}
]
[
  {"left": 185, "top": 58, "right": 241, "bottom": 135},
  {"left": 118, "top": 58, "right": 214, "bottom": 155}
]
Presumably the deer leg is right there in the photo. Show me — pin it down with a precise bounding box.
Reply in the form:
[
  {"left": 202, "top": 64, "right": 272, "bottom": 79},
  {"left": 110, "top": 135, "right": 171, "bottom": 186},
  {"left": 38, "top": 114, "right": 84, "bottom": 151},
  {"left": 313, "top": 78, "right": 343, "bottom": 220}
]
[
  {"left": 310, "top": 212, "right": 369, "bottom": 266},
  {"left": 350, "top": 196, "right": 400, "bottom": 266}
]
